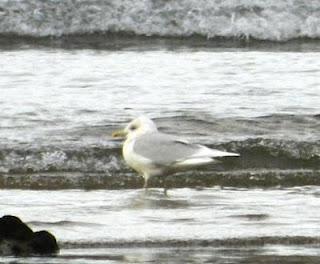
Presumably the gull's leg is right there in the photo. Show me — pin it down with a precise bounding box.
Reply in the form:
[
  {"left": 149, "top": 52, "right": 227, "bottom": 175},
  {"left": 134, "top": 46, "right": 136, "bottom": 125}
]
[
  {"left": 143, "top": 174, "right": 150, "bottom": 192},
  {"left": 163, "top": 176, "right": 169, "bottom": 196}
]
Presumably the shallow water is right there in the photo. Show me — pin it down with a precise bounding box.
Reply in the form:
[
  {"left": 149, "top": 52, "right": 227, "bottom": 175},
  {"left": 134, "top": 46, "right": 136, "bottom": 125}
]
[
  {"left": 0, "top": 49, "right": 319, "bottom": 186},
  {"left": 1, "top": 45, "right": 320, "bottom": 262},
  {"left": 1, "top": 187, "right": 320, "bottom": 263}
]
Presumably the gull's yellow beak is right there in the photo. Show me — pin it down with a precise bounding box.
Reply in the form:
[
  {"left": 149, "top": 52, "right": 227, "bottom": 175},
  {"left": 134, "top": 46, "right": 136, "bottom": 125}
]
[{"left": 112, "top": 129, "right": 127, "bottom": 138}]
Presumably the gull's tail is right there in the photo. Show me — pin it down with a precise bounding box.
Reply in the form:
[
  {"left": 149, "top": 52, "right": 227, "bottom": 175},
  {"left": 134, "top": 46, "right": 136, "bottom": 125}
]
[{"left": 174, "top": 145, "right": 239, "bottom": 167}]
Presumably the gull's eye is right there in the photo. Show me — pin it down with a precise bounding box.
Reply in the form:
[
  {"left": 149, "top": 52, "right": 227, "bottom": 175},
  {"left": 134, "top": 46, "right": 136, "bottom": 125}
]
[{"left": 129, "top": 124, "right": 138, "bottom": 131}]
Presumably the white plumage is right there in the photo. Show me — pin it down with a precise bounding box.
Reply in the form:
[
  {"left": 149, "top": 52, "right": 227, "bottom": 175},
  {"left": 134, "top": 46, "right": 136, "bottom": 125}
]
[{"left": 112, "top": 116, "right": 239, "bottom": 193}]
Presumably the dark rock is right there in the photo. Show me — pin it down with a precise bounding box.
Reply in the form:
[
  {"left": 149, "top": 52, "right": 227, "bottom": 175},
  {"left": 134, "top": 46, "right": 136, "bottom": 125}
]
[
  {"left": 0, "top": 215, "right": 33, "bottom": 241},
  {"left": 0, "top": 215, "right": 59, "bottom": 256},
  {"left": 30, "top": 231, "right": 59, "bottom": 254}
]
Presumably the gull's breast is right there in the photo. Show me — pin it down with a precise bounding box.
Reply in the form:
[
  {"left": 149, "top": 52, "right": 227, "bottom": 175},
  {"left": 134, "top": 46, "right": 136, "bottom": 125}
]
[{"left": 123, "top": 138, "right": 153, "bottom": 175}]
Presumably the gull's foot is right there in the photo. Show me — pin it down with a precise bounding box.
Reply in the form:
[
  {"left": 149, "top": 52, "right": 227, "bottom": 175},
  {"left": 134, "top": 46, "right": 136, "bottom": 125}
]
[{"left": 163, "top": 188, "right": 169, "bottom": 197}]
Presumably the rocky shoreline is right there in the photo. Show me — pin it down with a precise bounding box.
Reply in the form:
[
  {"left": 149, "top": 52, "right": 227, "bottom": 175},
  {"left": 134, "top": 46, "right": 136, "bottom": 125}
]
[{"left": 0, "top": 215, "right": 58, "bottom": 256}]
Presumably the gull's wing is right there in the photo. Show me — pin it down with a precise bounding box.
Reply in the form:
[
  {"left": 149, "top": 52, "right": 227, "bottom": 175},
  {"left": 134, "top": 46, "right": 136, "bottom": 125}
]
[{"left": 133, "top": 132, "right": 239, "bottom": 167}]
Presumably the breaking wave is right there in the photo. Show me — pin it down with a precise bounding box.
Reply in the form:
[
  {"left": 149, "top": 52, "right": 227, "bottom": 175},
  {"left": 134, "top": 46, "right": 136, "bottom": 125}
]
[
  {"left": 0, "top": 138, "right": 319, "bottom": 189},
  {"left": 0, "top": 138, "right": 319, "bottom": 174},
  {"left": 0, "top": 0, "right": 320, "bottom": 41}
]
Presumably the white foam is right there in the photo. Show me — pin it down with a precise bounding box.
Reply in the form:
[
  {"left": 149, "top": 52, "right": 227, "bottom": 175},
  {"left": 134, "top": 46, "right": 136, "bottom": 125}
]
[{"left": 0, "top": 0, "right": 320, "bottom": 41}]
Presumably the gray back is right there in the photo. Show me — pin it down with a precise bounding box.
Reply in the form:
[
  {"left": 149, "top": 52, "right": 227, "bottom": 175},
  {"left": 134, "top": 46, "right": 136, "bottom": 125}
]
[{"left": 133, "top": 132, "right": 200, "bottom": 165}]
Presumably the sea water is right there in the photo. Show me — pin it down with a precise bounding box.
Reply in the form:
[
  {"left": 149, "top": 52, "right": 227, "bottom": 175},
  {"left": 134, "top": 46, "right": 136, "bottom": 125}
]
[{"left": 1, "top": 0, "right": 320, "bottom": 263}]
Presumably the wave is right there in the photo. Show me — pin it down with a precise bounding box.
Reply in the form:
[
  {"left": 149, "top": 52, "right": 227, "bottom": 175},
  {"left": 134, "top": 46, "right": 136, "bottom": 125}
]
[
  {"left": 0, "top": 147, "right": 122, "bottom": 174},
  {"left": 1, "top": 114, "right": 319, "bottom": 189},
  {"left": 1, "top": 170, "right": 320, "bottom": 189},
  {"left": 62, "top": 236, "right": 320, "bottom": 249},
  {"left": 0, "top": 138, "right": 319, "bottom": 175},
  {"left": 28, "top": 220, "right": 102, "bottom": 227},
  {"left": 0, "top": 138, "right": 319, "bottom": 189},
  {"left": 0, "top": 0, "right": 320, "bottom": 41},
  {"left": 157, "top": 113, "right": 320, "bottom": 142}
]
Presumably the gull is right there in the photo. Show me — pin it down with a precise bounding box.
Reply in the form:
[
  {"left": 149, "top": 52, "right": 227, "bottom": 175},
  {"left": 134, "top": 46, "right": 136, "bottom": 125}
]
[{"left": 112, "top": 116, "right": 239, "bottom": 194}]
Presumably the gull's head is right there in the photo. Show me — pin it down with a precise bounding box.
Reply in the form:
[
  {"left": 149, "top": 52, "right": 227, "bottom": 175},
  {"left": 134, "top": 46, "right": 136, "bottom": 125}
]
[{"left": 112, "top": 116, "right": 158, "bottom": 140}]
